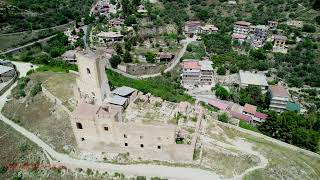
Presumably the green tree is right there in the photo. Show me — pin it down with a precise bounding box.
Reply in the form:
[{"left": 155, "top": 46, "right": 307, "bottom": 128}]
[
  {"left": 302, "top": 24, "right": 316, "bottom": 33},
  {"left": 215, "top": 85, "right": 229, "bottom": 100},
  {"left": 145, "top": 52, "right": 156, "bottom": 63},
  {"left": 217, "top": 66, "right": 226, "bottom": 75},
  {"left": 110, "top": 55, "right": 122, "bottom": 68},
  {"left": 115, "top": 43, "right": 123, "bottom": 55},
  {"left": 124, "top": 15, "right": 137, "bottom": 26},
  {"left": 123, "top": 51, "right": 132, "bottom": 63},
  {"left": 218, "top": 113, "right": 229, "bottom": 123},
  {"left": 315, "top": 16, "right": 320, "bottom": 25}
]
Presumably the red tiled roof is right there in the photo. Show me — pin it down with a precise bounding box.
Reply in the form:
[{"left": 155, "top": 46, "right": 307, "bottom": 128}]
[
  {"left": 243, "top": 104, "right": 257, "bottom": 115},
  {"left": 208, "top": 99, "right": 229, "bottom": 110},
  {"left": 270, "top": 85, "right": 289, "bottom": 98},
  {"left": 232, "top": 33, "right": 247, "bottom": 39},
  {"left": 254, "top": 112, "right": 268, "bottom": 120},
  {"left": 230, "top": 111, "right": 252, "bottom": 122},
  {"left": 158, "top": 52, "right": 173, "bottom": 59},
  {"left": 183, "top": 60, "right": 201, "bottom": 69}
]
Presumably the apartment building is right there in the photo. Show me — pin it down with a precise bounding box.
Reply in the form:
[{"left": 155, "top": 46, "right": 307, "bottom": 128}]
[
  {"left": 269, "top": 85, "right": 290, "bottom": 113},
  {"left": 182, "top": 60, "right": 214, "bottom": 88},
  {"left": 251, "top": 25, "right": 268, "bottom": 48}
]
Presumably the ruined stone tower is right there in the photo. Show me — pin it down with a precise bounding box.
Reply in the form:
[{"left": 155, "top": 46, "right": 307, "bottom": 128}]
[{"left": 74, "top": 51, "right": 110, "bottom": 105}]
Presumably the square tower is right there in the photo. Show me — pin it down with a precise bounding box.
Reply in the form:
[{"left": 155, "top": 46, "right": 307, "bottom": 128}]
[{"left": 75, "top": 51, "right": 110, "bottom": 105}]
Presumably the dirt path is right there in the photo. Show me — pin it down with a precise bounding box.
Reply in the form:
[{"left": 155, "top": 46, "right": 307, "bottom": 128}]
[{"left": 202, "top": 135, "right": 268, "bottom": 180}]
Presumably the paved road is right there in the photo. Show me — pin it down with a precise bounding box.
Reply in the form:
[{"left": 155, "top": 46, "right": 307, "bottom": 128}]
[
  {"left": 0, "top": 35, "right": 57, "bottom": 55},
  {"left": 0, "top": 62, "right": 220, "bottom": 180}
]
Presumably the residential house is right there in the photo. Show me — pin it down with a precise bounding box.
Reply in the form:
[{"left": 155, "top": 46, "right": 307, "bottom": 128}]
[
  {"left": 239, "top": 70, "right": 268, "bottom": 90},
  {"left": 96, "top": 31, "right": 123, "bottom": 45},
  {"left": 243, "top": 103, "right": 268, "bottom": 125},
  {"left": 184, "top": 21, "right": 202, "bottom": 35},
  {"left": 208, "top": 99, "right": 229, "bottom": 111},
  {"left": 62, "top": 50, "right": 77, "bottom": 64},
  {"left": 251, "top": 25, "right": 268, "bottom": 48},
  {"left": 269, "top": 85, "right": 289, "bottom": 113},
  {"left": 137, "top": 5, "right": 148, "bottom": 14},
  {"left": 181, "top": 60, "right": 201, "bottom": 88},
  {"left": 273, "top": 35, "right": 288, "bottom": 53},
  {"left": 181, "top": 60, "right": 214, "bottom": 88},
  {"left": 286, "top": 20, "right": 303, "bottom": 28},
  {"left": 199, "top": 60, "right": 214, "bottom": 86},
  {"left": 156, "top": 52, "right": 174, "bottom": 63},
  {"left": 109, "top": 18, "right": 125, "bottom": 28},
  {"left": 233, "top": 21, "right": 251, "bottom": 35},
  {"left": 198, "top": 25, "right": 218, "bottom": 34},
  {"left": 230, "top": 111, "right": 252, "bottom": 123},
  {"left": 268, "top": 21, "right": 278, "bottom": 31},
  {"left": 64, "top": 28, "right": 80, "bottom": 45}
]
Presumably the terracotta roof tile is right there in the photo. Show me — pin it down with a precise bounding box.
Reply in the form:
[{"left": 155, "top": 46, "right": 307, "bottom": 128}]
[{"left": 243, "top": 104, "right": 257, "bottom": 115}]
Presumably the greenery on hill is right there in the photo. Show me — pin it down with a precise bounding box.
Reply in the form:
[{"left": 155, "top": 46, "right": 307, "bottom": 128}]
[
  {"left": 259, "top": 111, "right": 320, "bottom": 152},
  {"left": 0, "top": 0, "right": 95, "bottom": 33},
  {"left": 106, "top": 69, "right": 194, "bottom": 103},
  {"left": 1, "top": 32, "right": 79, "bottom": 72}
]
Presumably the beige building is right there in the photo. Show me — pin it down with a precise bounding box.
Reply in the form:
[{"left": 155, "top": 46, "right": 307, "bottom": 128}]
[
  {"left": 70, "top": 51, "right": 195, "bottom": 162},
  {"left": 269, "top": 85, "right": 290, "bottom": 113},
  {"left": 286, "top": 20, "right": 304, "bottom": 28},
  {"left": 181, "top": 60, "right": 214, "bottom": 89},
  {"left": 96, "top": 31, "right": 123, "bottom": 45},
  {"left": 273, "top": 35, "right": 287, "bottom": 53}
]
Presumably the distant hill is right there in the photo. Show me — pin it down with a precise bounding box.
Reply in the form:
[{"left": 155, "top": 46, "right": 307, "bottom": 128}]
[{"left": 0, "top": 0, "right": 95, "bottom": 33}]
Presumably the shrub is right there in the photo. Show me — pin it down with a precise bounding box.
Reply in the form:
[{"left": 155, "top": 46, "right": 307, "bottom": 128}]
[
  {"left": 145, "top": 52, "right": 157, "bottom": 63},
  {"left": 239, "top": 120, "right": 259, "bottom": 132},
  {"left": 0, "top": 166, "right": 7, "bottom": 174},
  {"left": 215, "top": 85, "right": 229, "bottom": 100},
  {"left": 110, "top": 55, "right": 122, "bottom": 68},
  {"left": 302, "top": 24, "right": 316, "bottom": 33},
  {"left": 218, "top": 113, "right": 229, "bottom": 123},
  {"left": 217, "top": 66, "right": 226, "bottom": 75},
  {"left": 30, "top": 82, "right": 42, "bottom": 97}
]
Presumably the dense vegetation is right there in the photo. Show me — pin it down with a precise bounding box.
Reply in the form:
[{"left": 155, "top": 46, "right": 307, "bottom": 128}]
[
  {"left": 259, "top": 111, "right": 320, "bottom": 152},
  {"left": 106, "top": 69, "right": 194, "bottom": 103},
  {"left": 0, "top": 0, "right": 95, "bottom": 33},
  {"left": 1, "top": 32, "right": 79, "bottom": 72}
]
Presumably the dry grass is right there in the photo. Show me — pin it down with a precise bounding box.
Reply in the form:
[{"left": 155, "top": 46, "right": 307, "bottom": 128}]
[
  {"left": 214, "top": 125, "right": 320, "bottom": 180},
  {"left": 2, "top": 72, "right": 77, "bottom": 154},
  {"left": 42, "top": 72, "right": 77, "bottom": 111}
]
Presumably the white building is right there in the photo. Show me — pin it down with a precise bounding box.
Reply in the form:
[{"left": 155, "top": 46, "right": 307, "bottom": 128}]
[
  {"left": 239, "top": 71, "right": 268, "bottom": 90},
  {"left": 198, "top": 25, "right": 218, "bottom": 34}
]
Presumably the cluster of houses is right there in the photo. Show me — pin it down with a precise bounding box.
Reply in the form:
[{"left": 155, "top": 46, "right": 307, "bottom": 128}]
[
  {"left": 181, "top": 59, "right": 214, "bottom": 89},
  {"left": 184, "top": 21, "right": 219, "bottom": 36},
  {"left": 209, "top": 76, "right": 301, "bottom": 125},
  {"left": 93, "top": 0, "right": 111, "bottom": 16},
  {"left": 64, "top": 28, "right": 80, "bottom": 45},
  {"left": 231, "top": 20, "right": 288, "bottom": 53}
]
